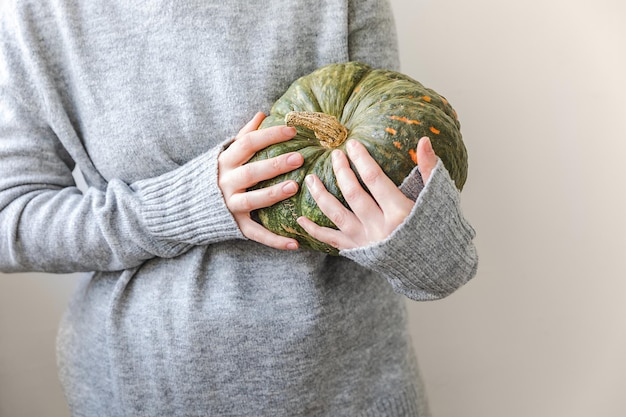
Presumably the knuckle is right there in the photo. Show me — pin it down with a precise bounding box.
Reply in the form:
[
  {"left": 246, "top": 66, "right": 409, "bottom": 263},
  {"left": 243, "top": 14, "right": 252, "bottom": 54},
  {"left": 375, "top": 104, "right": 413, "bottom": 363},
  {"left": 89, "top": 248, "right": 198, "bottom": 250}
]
[
  {"left": 328, "top": 238, "right": 341, "bottom": 249},
  {"left": 360, "top": 166, "right": 382, "bottom": 184},
  {"left": 342, "top": 185, "right": 362, "bottom": 202},
  {"left": 271, "top": 156, "right": 282, "bottom": 171},
  {"left": 238, "top": 165, "right": 256, "bottom": 184},
  {"left": 266, "top": 184, "right": 281, "bottom": 200},
  {"left": 330, "top": 209, "right": 347, "bottom": 227},
  {"left": 238, "top": 194, "right": 254, "bottom": 212},
  {"left": 334, "top": 161, "right": 351, "bottom": 175},
  {"left": 237, "top": 135, "right": 255, "bottom": 153},
  {"left": 217, "top": 151, "right": 232, "bottom": 170},
  {"left": 217, "top": 175, "right": 230, "bottom": 195}
]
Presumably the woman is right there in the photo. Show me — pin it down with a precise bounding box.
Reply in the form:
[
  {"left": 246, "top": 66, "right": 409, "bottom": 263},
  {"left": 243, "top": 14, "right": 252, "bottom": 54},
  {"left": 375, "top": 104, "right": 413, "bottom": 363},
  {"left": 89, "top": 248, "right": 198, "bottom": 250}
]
[{"left": 0, "top": 0, "right": 478, "bottom": 415}]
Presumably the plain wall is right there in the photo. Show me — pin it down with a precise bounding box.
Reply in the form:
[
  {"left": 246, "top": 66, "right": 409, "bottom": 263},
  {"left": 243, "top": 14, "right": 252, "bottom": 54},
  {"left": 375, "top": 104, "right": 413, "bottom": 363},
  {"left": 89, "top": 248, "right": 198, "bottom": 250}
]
[
  {"left": 1, "top": 0, "right": 625, "bottom": 416},
  {"left": 397, "top": 0, "right": 626, "bottom": 416}
]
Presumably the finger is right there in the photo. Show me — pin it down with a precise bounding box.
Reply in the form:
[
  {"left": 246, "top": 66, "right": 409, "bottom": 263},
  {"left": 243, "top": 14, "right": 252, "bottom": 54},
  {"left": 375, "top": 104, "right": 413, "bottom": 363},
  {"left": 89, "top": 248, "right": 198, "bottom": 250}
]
[
  {"left": 330, "top": 148, "right": 381, "bottom": 222},
  {"left": 416, "top": 137, "right": 438, "bottom": 184},
  {"left": 228, "top": 180, "right": 299, "bottom": 213},
  {"left": 228, "top": 151, "right": 303, "bottom": 190},
  {"left": 296, "top": 216, "right": 350, "bottom": 250},
  {"left": 239, "top": 217, "right": 299, "bottom": 250},
  {"left": 236, "top": 112, "right": 266, "bottom": 137},
  {"left": 222, "top": 125, "right": 297, "bottom": 167},
  {"left": 344, "top": 140, "right": 400, "bottom": 214},
  {"left": 304, "top": 174, "right": 359, "bottom": 234}
]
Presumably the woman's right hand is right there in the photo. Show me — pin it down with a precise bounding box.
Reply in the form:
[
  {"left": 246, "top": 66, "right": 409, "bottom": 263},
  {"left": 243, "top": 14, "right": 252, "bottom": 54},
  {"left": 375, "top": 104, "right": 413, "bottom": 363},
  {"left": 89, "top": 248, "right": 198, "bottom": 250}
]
[{"left": 218, "top": 112, "right": 304, "bottom": 250}]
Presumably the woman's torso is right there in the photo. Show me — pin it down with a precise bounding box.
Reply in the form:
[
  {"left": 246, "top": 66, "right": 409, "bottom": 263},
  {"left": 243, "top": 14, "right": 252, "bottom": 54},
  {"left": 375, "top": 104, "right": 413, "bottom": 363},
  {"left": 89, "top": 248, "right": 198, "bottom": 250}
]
[{"left": 34, "top": 1, "right": 425, "bottom": 415}]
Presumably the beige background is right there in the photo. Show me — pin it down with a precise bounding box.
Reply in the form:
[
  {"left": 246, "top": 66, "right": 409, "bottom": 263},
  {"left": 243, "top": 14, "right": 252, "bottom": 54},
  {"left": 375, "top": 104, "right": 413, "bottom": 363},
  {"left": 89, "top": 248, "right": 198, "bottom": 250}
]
[{"left": 1, "top": 0, "right": 625, "bottom": 416}]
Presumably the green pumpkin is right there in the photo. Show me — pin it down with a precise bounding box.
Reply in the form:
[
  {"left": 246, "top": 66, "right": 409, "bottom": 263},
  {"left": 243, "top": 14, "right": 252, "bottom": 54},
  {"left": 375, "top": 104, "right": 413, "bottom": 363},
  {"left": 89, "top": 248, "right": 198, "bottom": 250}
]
[{"left": 250, "top": 61, "right": 467, "bottom": 254}]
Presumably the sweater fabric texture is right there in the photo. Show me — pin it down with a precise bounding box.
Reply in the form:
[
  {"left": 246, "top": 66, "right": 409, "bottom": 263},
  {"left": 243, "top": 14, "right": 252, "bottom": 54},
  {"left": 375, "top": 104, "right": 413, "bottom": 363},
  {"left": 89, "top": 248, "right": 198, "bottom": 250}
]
[{"left": 0, "top": 1, "right": 478, "bottom": 416}]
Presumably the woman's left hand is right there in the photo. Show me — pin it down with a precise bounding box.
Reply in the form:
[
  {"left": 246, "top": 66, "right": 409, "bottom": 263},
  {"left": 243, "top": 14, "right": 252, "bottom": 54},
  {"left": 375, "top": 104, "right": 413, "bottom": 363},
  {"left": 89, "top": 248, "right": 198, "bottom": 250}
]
[{"left": 296, "top": 137, "right": 438, "bottom": 250}]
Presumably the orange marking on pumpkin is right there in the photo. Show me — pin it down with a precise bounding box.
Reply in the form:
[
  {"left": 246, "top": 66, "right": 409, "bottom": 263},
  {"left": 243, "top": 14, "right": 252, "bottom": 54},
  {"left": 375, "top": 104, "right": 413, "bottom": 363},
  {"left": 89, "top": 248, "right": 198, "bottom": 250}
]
[
  {"left": 421, "top": 95, "right": 432, "bottom": 102},
  {"left": 409, "top": 149, "right": 418, "bottom": 165},
  {"left": 393, "top": 141, "right": 403, "bottom": 149},
  {"left": 388, "top": 115, "right": 421, "bottom": 125},
  {"left": 385, "top": 127, "right": 397, "bottom": 135},
  {"left": 440, "top": 97, "right": 449, "bottom": 105},
  {"left": 429, "top": 126, "right": 441, "bottom": 135}
]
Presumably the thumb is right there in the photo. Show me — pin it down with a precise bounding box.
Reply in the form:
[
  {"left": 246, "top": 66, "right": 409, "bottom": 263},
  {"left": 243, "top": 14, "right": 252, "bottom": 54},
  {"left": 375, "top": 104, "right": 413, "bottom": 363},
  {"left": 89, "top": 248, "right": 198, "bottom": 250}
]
[{"left": 416, "top": 137, "right": 438, "bottom": 184}]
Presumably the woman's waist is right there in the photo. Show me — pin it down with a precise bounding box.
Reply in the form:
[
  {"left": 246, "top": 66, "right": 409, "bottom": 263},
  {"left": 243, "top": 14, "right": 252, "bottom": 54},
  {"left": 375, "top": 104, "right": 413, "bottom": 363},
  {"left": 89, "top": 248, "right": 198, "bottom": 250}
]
[{"left": 68, "top": 242, "right": 407, "bottom": 342}]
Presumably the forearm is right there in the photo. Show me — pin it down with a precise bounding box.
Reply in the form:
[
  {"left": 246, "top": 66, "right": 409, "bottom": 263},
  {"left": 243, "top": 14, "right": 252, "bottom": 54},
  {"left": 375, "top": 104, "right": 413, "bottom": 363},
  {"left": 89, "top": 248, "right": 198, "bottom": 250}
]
[{"left": 0, "top": 134, "right": 243, "bottom": 274}]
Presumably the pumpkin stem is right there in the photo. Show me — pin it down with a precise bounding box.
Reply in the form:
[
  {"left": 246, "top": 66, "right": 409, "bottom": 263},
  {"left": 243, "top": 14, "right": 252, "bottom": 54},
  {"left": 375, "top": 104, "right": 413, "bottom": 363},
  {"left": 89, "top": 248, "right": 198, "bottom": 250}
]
[{"left": 285, "top": 111, "right": 348, "bottom": 149}]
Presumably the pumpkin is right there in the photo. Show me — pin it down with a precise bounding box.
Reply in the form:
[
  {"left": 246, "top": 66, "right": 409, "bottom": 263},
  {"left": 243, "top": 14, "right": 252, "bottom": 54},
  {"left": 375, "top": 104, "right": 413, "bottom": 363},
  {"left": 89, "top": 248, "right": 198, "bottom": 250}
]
[{"left": 250, "top": 61, "right": 467, "bottom": 254}]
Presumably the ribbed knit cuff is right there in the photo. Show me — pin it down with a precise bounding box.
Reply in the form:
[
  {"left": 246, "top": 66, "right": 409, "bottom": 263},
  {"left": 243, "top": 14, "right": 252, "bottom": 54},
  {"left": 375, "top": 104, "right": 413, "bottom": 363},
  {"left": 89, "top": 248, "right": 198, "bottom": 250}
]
[
  {"left": 341, "top": 160, "right": 478, "bottom": 301},
  {"left": 133, "top": 145, "right": 244, "bottom": 252},
  {"left": 398, "top": 165, "right": 425, "bottom": 201}
]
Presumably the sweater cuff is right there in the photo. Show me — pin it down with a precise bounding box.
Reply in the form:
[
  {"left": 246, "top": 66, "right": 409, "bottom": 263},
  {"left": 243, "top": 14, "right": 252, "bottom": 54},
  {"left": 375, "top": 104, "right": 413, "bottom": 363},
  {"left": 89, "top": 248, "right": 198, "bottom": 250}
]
[
  {"left": 341, "top": 160, "right": 478, "bottom": 300},
  {"left": 398, "top": 164, "right": 425, "bottom": 201},
  {"left": 133, "top": 143, "right": 244, "bottom": 251}
]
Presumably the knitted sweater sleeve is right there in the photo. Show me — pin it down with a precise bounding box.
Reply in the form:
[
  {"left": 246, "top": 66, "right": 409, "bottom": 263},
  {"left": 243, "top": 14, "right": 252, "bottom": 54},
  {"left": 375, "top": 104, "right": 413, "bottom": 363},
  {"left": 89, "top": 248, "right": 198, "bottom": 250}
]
[
  {"left": 340, "top": 162, "right": 478, "bottom": 300},
  {"left": 0, "top": 99, "right": 243, "bottom": 274},
  {"left": 0, "top": 13, "right": 242, "bottom": 273}
]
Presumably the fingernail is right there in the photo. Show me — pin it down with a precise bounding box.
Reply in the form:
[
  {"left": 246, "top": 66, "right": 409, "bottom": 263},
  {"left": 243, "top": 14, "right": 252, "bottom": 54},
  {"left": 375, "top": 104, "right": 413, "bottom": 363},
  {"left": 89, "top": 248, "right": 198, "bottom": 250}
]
[
  {"left": 282, "top": 181, "right": 297, "bottom": 194},
  {"left": 287, "top": 152, "right": 302, "bottom": 166},
  {"left": 286, "top": 241, "right": 298, "bottom": 250},
  {"left": 331, "top": 149, "right": 342, "bottom": 162},
  {"left": 305, "top": 175, "right": 315, "bottom": 187},
  {"left": 283, "top": 126, "right": 296, "bottom": 136}
]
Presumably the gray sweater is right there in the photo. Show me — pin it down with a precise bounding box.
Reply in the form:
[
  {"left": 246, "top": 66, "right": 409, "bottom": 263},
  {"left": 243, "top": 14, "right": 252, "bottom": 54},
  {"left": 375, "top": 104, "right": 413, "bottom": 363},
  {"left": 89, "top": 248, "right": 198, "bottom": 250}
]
[{"left": 0, "top": 1, "right": 478, "bottom": 416}]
